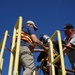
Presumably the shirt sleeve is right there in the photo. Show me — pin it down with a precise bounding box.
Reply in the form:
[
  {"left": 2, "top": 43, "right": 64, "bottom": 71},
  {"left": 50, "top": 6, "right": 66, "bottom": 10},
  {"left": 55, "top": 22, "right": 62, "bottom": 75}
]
[
  {"left": 70, "top": 34, "right": 75, "bottom": 46},
  {"left": 22, "top": 26, "right": 35, "bottom": 35},
  {"left": 28, "top": 26, "right": 35, "bottom": 35}
]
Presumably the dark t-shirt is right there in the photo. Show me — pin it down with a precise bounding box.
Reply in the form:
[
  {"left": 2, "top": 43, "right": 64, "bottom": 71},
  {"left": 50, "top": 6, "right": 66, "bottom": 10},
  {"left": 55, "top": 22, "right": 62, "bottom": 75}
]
[{"left": 21, "top": 26, "right": 35, "bottom": 47}]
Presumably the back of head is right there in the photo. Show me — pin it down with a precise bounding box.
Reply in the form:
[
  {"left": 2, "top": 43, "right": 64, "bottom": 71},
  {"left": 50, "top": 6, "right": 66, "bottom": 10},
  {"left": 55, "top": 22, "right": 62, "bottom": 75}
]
[{"left": 39, "top": 34, "right": 50, "bottom": 47}]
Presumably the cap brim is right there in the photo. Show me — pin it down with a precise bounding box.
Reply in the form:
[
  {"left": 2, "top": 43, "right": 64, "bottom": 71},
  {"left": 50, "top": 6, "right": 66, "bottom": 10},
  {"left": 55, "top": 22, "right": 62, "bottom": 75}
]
[
  {"left": 33, "top": 24, "right": 38, "bottom": 31},
  {"left": 61, "top": 29, "right": 69, "bottom": 31}
]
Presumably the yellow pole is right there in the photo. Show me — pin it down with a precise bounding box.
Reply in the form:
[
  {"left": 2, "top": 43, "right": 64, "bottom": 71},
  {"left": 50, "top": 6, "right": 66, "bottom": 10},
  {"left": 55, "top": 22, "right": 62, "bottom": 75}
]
[
  {"left": 8, "top": 28, "right": 16, "bottom": 75},
  {"left": 57, "top": 30, "right": 66, "bottom": 75},
  {"left": 50, "top": 30, "right": 66, "bottom": 75},
  {"left": 0, "top": 30, "right": 8, "bottom": 74},
  {"left": 48, "top": 39, "right": 55, "bottom": 75},
  {"left": 8, "top": 16, "right": 22, "bottom": 75},
  {"left": 13, "top": 16, "right": 22, "bottom": 75},
  {"left": 0, "top": 30, "right": 8, "bottom": 58}
]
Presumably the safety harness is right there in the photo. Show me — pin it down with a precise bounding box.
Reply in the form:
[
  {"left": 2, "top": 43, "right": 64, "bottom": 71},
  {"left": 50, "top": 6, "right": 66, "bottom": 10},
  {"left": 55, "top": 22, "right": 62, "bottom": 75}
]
[
  {"left": 16, "top": 30, "right": 35, "bottom": 52},
  {"left": 40, "top": 51, "right": 59, "bottom": 73}
]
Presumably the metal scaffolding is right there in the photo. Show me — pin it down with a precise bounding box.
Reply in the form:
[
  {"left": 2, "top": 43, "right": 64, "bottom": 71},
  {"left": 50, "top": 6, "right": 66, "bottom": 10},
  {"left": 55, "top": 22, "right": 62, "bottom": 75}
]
[
  {"left": 0, "top": 30, "right": 8, "bottom": 75},
  {"left": 8, "top": 16, "right": 22, "bottom": 75},
  {"left": 48, "top": 30, "right": 66, "bottom": 75},
  {"left": 0, "top": 16, "right": 75, "bottom": 75}
]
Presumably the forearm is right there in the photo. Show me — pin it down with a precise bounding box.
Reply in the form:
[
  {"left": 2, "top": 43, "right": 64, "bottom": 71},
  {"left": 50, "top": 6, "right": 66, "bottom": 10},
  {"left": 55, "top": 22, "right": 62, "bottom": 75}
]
[
  {"left": 38, "top": 42, "right": 48, "bottom": 52},
  {"left": 33, "top": 39, "right": 49, "bottom": 52},
  {"left": 63, "top": 47, "right": 70, "bottom": 56}
]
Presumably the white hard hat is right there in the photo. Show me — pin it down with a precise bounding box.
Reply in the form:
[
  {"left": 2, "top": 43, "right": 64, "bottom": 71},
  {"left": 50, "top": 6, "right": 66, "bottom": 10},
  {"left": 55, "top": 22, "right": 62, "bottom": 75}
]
[{"left": 26, "top": 20, "right": 38, "bottom": 31}]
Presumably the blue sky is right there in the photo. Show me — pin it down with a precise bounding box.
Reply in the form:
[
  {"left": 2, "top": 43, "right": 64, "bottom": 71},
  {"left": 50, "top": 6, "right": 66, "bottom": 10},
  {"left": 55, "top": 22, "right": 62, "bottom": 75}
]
[{"left": 0, "top": 0, "right": 75, "bottom": 75}]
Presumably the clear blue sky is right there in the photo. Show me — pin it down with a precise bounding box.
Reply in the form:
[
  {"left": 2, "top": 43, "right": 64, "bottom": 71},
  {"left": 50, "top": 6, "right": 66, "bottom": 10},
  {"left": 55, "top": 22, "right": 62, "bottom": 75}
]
[{"left": 0, "top": 0, "right": 75, "bottom": 75}]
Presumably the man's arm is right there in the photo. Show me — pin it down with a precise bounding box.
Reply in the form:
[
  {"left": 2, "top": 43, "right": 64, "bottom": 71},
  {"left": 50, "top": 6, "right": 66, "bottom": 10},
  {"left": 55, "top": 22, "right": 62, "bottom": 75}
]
[
  {"left": 31, "top": 34, "right": 48, "bottom": 52},
  {"left": 63, "top": 43, "right": 74, "bottom": 54}
]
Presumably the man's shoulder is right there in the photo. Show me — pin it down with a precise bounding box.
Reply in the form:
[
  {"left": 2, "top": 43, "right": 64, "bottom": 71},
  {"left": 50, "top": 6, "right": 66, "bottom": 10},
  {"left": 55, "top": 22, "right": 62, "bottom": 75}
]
[
  {"left": 23, "top": 26, "right": 35, "bottom": 35},
  {"left": 24, "top": 26, "right": 34, "bottom": 30}
]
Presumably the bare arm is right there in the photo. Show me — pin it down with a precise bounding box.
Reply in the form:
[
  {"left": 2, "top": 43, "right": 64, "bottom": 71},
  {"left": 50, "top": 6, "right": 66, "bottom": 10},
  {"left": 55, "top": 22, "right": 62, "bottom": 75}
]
[
  {"left": 63, "top": 43, "right": 74, "bottom": 54},
  {"left": 31, "top": 34, "right": 48, "bottom": 52}
]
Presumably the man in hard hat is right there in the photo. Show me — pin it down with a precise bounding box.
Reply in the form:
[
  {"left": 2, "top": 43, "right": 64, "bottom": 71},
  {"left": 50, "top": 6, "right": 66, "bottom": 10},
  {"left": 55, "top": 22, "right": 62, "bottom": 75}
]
[
  {"left": 19, "top": 20, "right": 48, "bottom": 75},
  {"left": 37, "top": 34, "right": 67, "bottom": 75},
  {"left": 37, "top": 34, "right": 60, "bottom": 75}
]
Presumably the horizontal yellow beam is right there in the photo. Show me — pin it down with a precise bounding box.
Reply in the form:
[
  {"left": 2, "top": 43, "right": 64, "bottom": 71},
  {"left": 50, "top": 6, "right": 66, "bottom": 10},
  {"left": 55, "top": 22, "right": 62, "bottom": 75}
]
[{"left": 52, "top": 55, "right": 60, "bottom": 64}]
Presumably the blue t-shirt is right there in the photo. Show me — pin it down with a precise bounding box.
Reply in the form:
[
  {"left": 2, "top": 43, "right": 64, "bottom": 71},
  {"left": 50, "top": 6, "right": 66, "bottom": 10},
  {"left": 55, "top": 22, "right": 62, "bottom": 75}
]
[{"left": 21, "top": 26, "right": 35, "bottom": 47}]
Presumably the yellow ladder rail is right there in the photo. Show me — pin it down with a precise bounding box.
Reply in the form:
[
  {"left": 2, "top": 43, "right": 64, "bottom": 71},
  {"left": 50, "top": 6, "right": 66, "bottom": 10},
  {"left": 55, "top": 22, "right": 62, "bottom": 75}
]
[
  {"left": 48, "top": 30, "right": 66, "bottom": 75},
  {"left": 8, "top": 16, "right": 22, "bottom": 75},
  {"left": 0, "top": 30, "right": 8, "bottom": 74},
  {"left": 48, "top": 39, "right": 55, "bottom": 75}
]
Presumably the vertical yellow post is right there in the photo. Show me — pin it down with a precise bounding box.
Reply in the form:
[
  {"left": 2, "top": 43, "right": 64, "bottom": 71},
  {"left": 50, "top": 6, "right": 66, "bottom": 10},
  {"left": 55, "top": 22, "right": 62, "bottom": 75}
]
[
  {"left": 50, "top": 30, "right": 66, "bottom": 75},
  {"left": 0, "top": 30, "right": 8, "bottom": 58},
  {"left": 48, "top": 39, "right": 55, "bottom": 75},
  {"left": 8, "top": 16, "right": 22, "bottom": 75},
  {"left": 0, "top": 30, "right": 8, "bottom": 74},
  {"left": 8, "top": 28, "right": 16, "bottom": 75},
  {"left": 57, "top": 30, "right": 66, "bottom": 75},
  {"left": 13, "top": 16, "right": 22, "bottom": 75}
]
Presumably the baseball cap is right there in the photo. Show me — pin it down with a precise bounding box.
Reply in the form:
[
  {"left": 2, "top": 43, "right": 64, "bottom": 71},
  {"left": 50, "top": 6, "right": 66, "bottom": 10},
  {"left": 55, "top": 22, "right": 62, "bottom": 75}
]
[
  {"left": 61, "top": 23, "right": 74, "bottom": 31},
  {"left": 26, "top": 20, "right": 38, "bottom": 31}
]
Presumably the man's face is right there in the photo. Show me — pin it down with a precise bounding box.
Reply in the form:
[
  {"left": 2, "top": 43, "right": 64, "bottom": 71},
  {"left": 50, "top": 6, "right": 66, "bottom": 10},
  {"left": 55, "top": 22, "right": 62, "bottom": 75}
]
[
  {"left": 64, "top": 29, "right": 72, "bottom": 37},
  {"left": 26, "top": 23, "right": 34, "bottom": 28}
]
